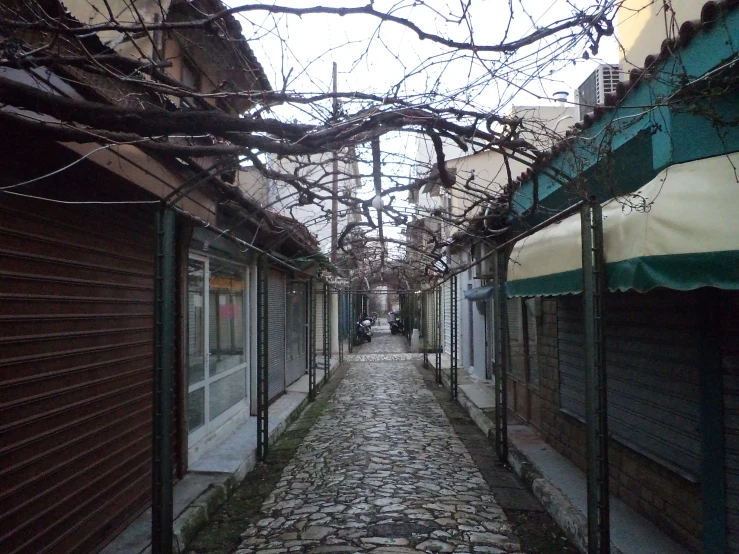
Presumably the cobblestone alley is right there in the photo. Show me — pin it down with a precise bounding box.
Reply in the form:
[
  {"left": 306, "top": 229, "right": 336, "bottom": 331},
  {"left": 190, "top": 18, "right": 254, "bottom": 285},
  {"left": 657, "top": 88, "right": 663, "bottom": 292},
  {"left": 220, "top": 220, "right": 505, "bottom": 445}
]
[{"left": 234, "top": 323, "right": 527, "bottom": 554}]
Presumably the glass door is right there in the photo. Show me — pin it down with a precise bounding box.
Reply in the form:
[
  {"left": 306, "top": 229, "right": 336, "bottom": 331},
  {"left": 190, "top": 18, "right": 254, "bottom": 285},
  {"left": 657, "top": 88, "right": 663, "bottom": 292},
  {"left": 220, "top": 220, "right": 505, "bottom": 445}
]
[{"left": 187, "top": 255, "right": 249, "bottom": 446}]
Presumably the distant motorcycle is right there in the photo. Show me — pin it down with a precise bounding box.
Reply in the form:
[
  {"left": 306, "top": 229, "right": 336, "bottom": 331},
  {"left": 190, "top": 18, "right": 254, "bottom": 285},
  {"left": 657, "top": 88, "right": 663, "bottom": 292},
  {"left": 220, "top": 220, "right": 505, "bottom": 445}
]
[
  {"left": 388, "top": 312, "right": 405, "bottom": 335},
  {"left": 356, "top": 319, "right": 373, "bottom": 343}
]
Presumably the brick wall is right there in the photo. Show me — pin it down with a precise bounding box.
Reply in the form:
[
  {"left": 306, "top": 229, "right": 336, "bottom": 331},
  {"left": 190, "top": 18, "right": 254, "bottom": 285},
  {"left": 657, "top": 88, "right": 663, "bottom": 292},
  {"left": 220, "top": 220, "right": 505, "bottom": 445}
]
[{"left": 536, "top": 298, "right": 702, "bottom": 553}]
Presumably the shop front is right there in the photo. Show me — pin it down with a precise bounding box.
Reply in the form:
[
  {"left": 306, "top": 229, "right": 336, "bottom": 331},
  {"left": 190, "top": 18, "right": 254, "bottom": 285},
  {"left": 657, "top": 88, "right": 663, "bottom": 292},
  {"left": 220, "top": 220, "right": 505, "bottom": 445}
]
[{"left": 186, "top": 246, "right": 254, "bottom": 458}]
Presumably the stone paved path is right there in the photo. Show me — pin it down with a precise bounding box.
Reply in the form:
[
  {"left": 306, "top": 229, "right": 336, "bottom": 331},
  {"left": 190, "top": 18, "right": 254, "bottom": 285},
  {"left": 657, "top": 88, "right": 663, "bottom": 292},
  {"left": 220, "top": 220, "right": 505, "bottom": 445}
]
[{"left": 236, "top": 324, "right": 522, "bottom": 554}]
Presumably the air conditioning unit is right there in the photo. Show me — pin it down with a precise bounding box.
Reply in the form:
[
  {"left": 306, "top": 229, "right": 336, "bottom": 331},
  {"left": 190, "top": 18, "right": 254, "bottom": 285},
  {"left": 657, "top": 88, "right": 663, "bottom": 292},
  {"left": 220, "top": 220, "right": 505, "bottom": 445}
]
[{"left": 474, "top": 241, "right": 496, "bottom": 279}]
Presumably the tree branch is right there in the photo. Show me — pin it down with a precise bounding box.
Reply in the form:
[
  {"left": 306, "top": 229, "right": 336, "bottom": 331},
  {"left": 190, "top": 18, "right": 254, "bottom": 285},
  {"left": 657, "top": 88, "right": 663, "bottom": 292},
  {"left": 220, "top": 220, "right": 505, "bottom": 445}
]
[{"left": 0, "top": 2, "right": 613, "bottom": 54}]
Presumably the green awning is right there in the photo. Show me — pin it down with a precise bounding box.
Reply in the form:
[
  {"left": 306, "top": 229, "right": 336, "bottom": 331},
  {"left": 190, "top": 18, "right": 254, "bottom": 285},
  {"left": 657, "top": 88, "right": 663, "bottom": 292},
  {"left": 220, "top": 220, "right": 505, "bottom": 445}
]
[{"left": 506, "top": 153, "right": 739, "bottom": 297}]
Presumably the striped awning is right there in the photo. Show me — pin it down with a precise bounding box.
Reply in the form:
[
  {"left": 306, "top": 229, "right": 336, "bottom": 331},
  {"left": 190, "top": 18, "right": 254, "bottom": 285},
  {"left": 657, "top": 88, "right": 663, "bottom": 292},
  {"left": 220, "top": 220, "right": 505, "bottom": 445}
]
[{"left": 507, "top": 153, "right": 739, "bottom": 297}]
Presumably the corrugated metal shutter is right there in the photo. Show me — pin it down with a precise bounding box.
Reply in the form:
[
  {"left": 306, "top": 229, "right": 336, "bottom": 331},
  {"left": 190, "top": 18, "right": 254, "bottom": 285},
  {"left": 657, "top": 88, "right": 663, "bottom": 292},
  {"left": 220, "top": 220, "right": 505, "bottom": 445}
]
[
  {"left": 267, "top": 269, "right": 286, "bottom": 401},
  {"left": 558, "top": 291, "right": 701, "bottom": 477},
  {"left": 424, "top": 293, "right": 434, "bottom": 344},
  {"left": 507, "top": 299, "right": 525, "bottom": 378},
  {"left": 724, "top": 292, "right": 739, "bottom": 552},
  {"left": 315, "top": 287, "right": 325, "bottom": 355},
  {"left": 0, "top": 193, "right": 163, "bottom": 553},
  {"left": 285, "top": 281, "right": 307, "bottom": 387},
  {"left": 525, "top": 298, "right": 540, "bottom": 388}
]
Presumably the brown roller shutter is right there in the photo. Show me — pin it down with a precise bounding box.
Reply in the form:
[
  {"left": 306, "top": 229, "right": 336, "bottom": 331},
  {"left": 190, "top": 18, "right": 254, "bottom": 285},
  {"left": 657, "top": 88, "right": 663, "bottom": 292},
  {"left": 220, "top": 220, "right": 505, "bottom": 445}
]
[
  {"left": 0, "top": 181, "right": 170, "bottom": 553},
  {"left": 558, "top": 290, "right": 701, "bottom": 478}
]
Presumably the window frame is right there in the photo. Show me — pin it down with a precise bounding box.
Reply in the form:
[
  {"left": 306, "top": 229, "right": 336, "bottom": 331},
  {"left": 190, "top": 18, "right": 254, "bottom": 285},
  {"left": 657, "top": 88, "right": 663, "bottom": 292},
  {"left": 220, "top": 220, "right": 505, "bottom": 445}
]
[{"left": 187, "top": 253, "right": 249, "bottom": 445}]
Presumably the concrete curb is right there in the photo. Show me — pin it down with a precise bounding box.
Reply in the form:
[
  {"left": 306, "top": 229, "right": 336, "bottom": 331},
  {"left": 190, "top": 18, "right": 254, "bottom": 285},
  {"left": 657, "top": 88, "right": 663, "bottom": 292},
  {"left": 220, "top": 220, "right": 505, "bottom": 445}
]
[
  {"left": 429, "top": 360, "right": 619, "bottom": 554},
  {"left": 171, "top": 366, "right": 340, "bottom": 553}
]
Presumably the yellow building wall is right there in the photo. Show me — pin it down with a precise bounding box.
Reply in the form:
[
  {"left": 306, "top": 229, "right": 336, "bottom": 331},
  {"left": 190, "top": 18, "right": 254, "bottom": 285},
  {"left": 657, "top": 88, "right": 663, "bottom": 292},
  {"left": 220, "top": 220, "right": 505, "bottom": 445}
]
[{"left": 617, "top": 0, "right": 705, "bottom": 70}]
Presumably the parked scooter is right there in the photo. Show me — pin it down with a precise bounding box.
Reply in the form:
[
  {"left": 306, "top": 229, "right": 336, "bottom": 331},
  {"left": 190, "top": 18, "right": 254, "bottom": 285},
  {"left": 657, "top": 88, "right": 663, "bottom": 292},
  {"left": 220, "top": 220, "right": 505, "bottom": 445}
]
[
  {"left": 356, "top": 318, "right": 373, "bottom": 343},
  {"left": 388, "top": 311, "right": 405, "bottom": 335}
]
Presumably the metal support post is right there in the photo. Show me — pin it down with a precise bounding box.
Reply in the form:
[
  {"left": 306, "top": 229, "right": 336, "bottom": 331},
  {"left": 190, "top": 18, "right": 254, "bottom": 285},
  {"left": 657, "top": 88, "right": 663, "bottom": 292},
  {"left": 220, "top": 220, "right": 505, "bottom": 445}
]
[
  {"left": 348, "top": 292, "right": 354, "bottom": 352},
  {"left": 435, "top": 286, "right": 442, "bottom": 384},
  {"left": 256, "top": 256, "right": 269, "bottom": 460},
  {"left": 493, "top": 251, "right": 509, "bottom": 462},
  {"left": 338, "top": 292, "right": 344, "bottom": 364},
  {"left": 450, "top": 274, "right": 458, "bottom": 399},
  {"left": 581, "top": 201, "right": 610, "bottom": 554},
  {"left": 309, "top": 277, "right": 316, "bottom": 401},
  {"left": 152, "top": 208, "right": 175, "bottom": 554},
  {"left": 323, "top": 284, "right": 330, "bottom": 384},
  {"left": 422, "top": 291, "right": 429, "bottom": 368}
]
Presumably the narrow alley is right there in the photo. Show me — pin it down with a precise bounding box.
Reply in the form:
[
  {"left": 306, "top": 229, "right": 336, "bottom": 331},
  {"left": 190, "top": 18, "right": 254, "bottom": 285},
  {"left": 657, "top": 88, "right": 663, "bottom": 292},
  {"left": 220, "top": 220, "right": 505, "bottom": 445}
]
[{"left": 233, "top": 324, "right": 529, "bottom": 554}]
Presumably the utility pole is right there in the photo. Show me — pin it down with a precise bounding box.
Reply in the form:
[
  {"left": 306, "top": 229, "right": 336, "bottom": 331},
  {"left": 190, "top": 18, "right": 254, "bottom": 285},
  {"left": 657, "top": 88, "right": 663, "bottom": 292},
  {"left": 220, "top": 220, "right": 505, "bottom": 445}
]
[
  {"left": 331, "top": 62, "right": 339, "bottom": 264},
  {"left": 371, "top": 136, "right": 385, "bottom": 270}
]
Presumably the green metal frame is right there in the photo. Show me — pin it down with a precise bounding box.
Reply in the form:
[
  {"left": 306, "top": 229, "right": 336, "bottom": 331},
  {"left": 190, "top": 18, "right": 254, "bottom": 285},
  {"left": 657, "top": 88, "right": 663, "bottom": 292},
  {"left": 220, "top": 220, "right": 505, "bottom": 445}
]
[
  {"left": 493, "top": 251, "right": 508, "bottom": 462},
  {"left": 309, "top": 277, "right": 317, "bottom": 401},
  {"left": 450, "top": 275, "right": 458, "bottom": 400},
  {"left": 435, "top": 286, "right": 442, "bottom": 384},
  {"left": 323, "top": 284, "right": 330, "bottom": 383},
  {"left": 338, "top": 291, "right": 344, "bottom": 364},
  {"left": 581, "top": 202, "right": 610, "bottom": 554},
  {"left": 348, "top": 292, "right": 355, "bottom": 351},
  {"left": 256, "top": 256, "right": 269, "bottom": 460},
  {"left": 152, "top": 208, "right": 175, "bottom": 554},
  {"left": 422, "top": 291, "right": 429, "bottom": 368}
]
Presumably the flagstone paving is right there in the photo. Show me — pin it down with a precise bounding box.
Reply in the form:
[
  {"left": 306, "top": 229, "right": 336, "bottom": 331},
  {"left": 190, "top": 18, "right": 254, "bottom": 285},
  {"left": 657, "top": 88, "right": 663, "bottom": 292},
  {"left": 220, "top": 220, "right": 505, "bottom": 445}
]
[{"left": 235, "top": 326, "right": 522, "bottom": 554}]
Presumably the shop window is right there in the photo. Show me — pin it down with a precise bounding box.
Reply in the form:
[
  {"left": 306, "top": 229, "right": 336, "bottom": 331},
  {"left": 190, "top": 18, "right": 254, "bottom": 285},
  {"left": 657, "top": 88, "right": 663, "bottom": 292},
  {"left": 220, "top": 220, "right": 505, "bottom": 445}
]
[{"left": 187, "top": 255, "right": 249, "bottom": 445}]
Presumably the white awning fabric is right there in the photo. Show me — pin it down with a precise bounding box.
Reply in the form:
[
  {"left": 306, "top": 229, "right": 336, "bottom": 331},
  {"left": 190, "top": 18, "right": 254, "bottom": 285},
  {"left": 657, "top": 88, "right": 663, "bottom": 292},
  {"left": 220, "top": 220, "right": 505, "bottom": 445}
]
[{"left": 507, "top": 153, "right": 739, "bottom": 296}]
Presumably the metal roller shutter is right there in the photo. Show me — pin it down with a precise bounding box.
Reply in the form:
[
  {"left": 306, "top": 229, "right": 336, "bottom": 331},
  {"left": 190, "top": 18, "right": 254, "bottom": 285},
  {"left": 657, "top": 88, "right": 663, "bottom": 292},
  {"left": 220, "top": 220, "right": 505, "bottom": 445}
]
[
  {"left": 267, "top": 270, "right": 286, "bottom": 401},
  {"left": 315, "top": 285, "right": 327, "bottom": 360},
  {"left": 424, "top": 293, "right": 433, "bottom": 344},
  {"left": 285, "top": 281, "right": 307, "bottom": 387},
  {"left": 558, "top": 291, "right": 701, "bottom": 477},
  {"left": 724, "top": 292, "right": 739, "bottom": 552},
  {"left": 507, "top": 299, "right": 525, "bottom": 378},
  {"left": 0, "top": 191, "right": 164, "bottom": 553}
]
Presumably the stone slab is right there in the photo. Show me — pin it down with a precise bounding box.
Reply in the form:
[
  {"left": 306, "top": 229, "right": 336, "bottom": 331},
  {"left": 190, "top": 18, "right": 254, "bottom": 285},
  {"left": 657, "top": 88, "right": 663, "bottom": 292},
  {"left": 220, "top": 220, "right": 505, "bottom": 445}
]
[{"left": 459, "top": 384, "right": 496, "bottom": 410}]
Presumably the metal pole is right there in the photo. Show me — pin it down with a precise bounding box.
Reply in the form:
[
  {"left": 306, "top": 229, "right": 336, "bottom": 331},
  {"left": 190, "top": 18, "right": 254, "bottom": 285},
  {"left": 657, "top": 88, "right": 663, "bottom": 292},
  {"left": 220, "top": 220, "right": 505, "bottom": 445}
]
[
  {"left": 152, "top": 208, "right": 175, "bottom": 554},
  {"left": 581, "top": 201, "right": 610, "bottom": 554},
  {"left": 256, "top": 256, "right": 269, "bottom": 460},
  {"left": 493, "top": 250, "right": 509, "bottom": 462},
  {"left": 325, "top": 286, "right": 331, "bottom": 382},
  {"left": 338, "top": 292, "right": 344, "bottom": 365},
  {"left": 323, "top": 284, "right": 329, "bottom": 384},
  {"left": 331, "top": 62, "right": 339, "bottom": 265},
  {"left": 422, "top": 291, "right": 428, "bottom": 368},
  {"left": 435, "top": 286, "right": 442, "bottom": 384},
  {"left": 450, "top": 274, "right": 458, "bottom": 399},
  {"left": 348, "top": 292, "right": 354, "bottom": 353},
  {"left": 309, "top": 277, "right": 316, "bottom": 401}
]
